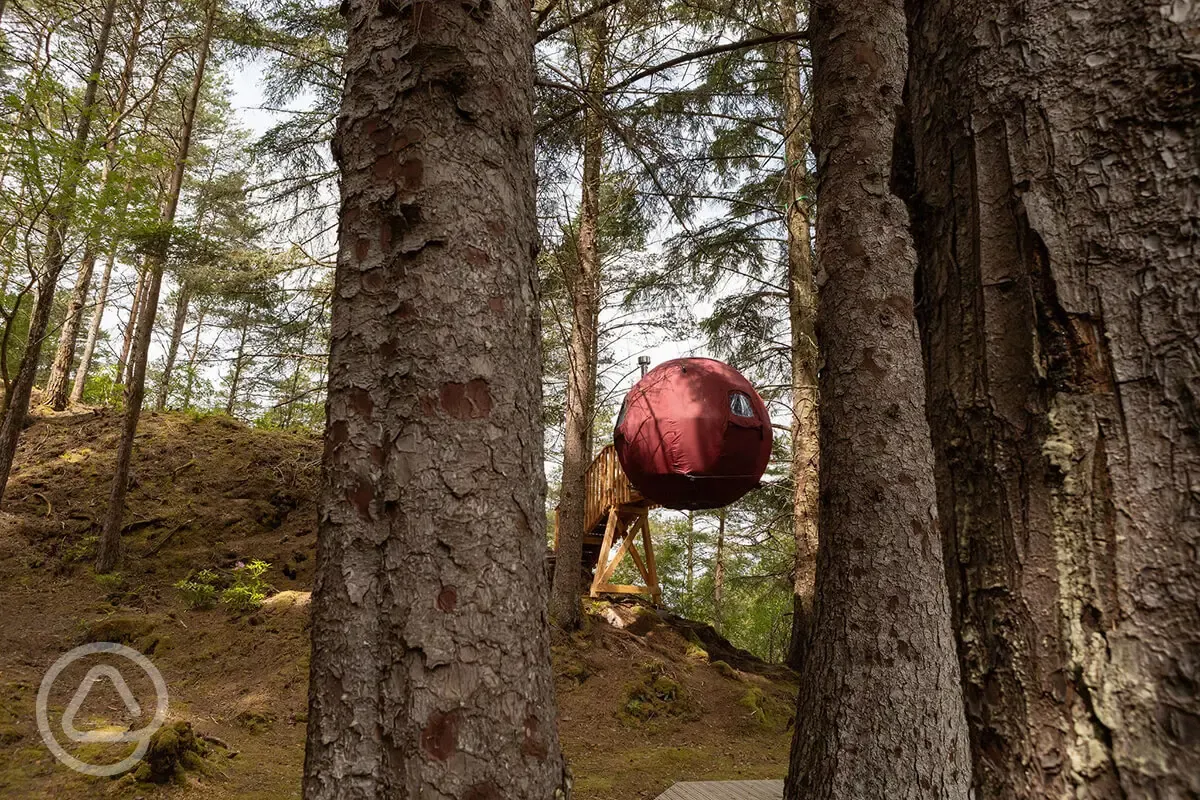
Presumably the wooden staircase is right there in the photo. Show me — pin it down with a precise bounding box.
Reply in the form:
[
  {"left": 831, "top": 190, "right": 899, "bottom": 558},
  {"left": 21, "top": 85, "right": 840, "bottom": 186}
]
[{"left": 554, "top": 444, "right": 661, "bottom": 602}]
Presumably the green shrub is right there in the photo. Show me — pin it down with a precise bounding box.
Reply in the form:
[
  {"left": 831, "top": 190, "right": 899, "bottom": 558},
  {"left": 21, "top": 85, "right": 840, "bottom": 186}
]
[
  {"left": 174, "top": 568, "right": 221, "bottom": 610},
  {"left": 174, "top": 579, "right": 218, "bottom": 610},
  {"left": 220, "top": 560, "right": 271, "bottom": 613}
]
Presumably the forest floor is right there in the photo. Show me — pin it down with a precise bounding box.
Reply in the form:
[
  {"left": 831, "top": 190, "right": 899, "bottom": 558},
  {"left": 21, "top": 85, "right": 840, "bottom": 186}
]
[{"left": 0, "top": 408, "right": 796, "bottom": 799}]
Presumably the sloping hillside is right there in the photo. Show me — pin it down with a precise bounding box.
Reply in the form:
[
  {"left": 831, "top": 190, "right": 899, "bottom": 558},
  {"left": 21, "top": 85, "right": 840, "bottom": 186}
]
[{"left": 0, "top": 410, "right": 796, "bottom": 799}]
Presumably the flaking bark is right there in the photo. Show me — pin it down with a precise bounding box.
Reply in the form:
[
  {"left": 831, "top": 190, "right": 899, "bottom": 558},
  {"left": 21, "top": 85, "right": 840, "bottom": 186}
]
[
  {"left": 902, "top": 0, "right": 1200, "bottom": 795},
  {"left": 784, "top": 0, "right": 972, "bottom": 795},
  {"left": 302, "top": 1, "right": 566, "bottom": 798}
]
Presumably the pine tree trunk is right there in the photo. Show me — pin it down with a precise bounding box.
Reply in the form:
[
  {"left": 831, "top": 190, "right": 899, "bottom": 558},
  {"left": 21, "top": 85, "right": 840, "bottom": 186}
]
[
  {"left": 548, "top": 12, "right": 607, "bottom": 631},
  {"left": 156, "top": 284, "right": 190, "bottom": 410},
  {"left": 302, "top": 2, "right": 565, "bottom": 798},
  {"left": 43, "top": 246, "right": 96, "bottom": 409},
  {"left": 784, "top": 0, "right": 972, "bottom": 795},
  {"left": 71, "top": 246, "right": 116, "bottom": 404},
  {"left": 0, "top": 0, "right": 120, "bottom": 506},
  {"left": 182, "top": 309, "right": 204, "bottom": 409},
  {"left": 901, "top": 1, "right": 1200, "bottom": 796},
  {"left": 47, "top": 0, "right": 145, "bottom": 411},
  {"left": 685, "top": 511, "right": 695, "bottom": 594},
  {"left": 777, "top": 0, "right": 819, "bottom": 672},
  {"left": 115, "top": 269, "right": 146, "bottom": 386},
  {"left": 96, "top": 0, "right": 216, "bottom": 573},
  {"left": 713, "top": 509, "right": 726, "bottom": 633},
  {"left": 225, "top": 314, "right": 248, "bottom": 417},
  {"left": 74, "top": 19, "right": 160, "bottom": 403}
]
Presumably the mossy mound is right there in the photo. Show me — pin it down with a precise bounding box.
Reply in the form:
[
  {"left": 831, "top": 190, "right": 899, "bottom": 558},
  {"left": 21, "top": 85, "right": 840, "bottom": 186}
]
[
  {"left": 134, "top": 721, "right": 208, "bottom": 784},
  {"left": 619, "top": 662, "right": 696, "bottom": 725}
]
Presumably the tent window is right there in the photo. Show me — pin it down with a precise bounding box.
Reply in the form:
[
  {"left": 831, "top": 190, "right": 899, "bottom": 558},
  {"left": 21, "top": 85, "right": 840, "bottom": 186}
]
[
  {"left": 616, "top": 398, "right": 629, "bottom": 428},
  {"left": 730, "top": 392, "right": 754, "bottom": 418}
]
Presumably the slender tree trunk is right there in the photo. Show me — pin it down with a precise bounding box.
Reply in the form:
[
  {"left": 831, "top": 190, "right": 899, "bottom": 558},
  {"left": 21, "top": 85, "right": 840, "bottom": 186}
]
[
  {"left": 96, "top": 0, "right": 216, "bottom": 573},
  {"left": 548, "top": 12, "right": 607, "bottom": 630},
  {"left": 115, "top": 269, "right": 146, "bottom": 385},
  {"left": 282, "top": 324, "right": 310, "bottom": 428},
  {"left": 302, "top": 2, "right": 566, "bottom": 798},
  {"left": 0, "top": 0, "right": 121, "bottom": 507},
  {"left": 685, "top": 511, "right": 695, "bottom": 594},
  {"left": 713, "top": 509, "right": 726, "bottom": 634},
  {"left": 156, "top": 283, "right": 191, "bottom": 410},
  {"left": 46, "top": 0, "right": 145, "bottom": 411},
  {"left": 784, "top": 0, "right": 972, "bottom": 795},
  {"left": 902, "top": 1, "right": 1200, "bottom": 796},
  {"left": 181, "top": 309, "right": 203, "bottom": 409},
  {"left": 43, "top": 246, "right": 96, "bottom": 408},
  {"left": 778, "top": 0, "right": 819, "bottom": 672},
  {"left": 225, "top": 314, "right": 248, "bottom": 416},
  {"left": 71, "top": 246, "right": 116, "bottom": 404},
  {"left": 74, "top": 23, "right": 162, "bottom": 403}
]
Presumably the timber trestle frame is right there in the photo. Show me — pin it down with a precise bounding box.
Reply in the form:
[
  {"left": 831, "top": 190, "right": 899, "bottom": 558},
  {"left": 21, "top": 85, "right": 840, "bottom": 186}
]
[{"left": 554, "top": 444, "right": 661, "bottom": 602}]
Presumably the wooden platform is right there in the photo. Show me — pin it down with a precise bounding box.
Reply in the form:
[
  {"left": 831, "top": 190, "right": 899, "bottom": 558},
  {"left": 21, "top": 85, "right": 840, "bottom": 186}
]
[
  {"left": 554, "top": 444, "right": 660, "bottom": 601},
  {"left": 654, "top": 780, "right": 784, "bottom": 800}
]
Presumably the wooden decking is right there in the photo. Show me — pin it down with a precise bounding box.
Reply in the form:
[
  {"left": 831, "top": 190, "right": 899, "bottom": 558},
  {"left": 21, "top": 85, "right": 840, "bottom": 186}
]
[
  {"left": 555, "top": 444, "right": 660, "bottom": 601},
  {"left": 654, "top": 780, "right": 784, "bottom": 800}
]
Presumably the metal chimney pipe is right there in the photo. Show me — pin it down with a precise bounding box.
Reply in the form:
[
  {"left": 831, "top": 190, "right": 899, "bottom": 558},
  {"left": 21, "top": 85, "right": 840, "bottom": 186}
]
[{"left": 638, "top": 356, "right": 651, "bottom": 377}]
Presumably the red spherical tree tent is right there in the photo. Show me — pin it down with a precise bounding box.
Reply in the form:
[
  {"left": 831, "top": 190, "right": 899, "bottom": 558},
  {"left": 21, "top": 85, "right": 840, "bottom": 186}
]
[
  {"left": 552, "top": 357, "right": 772, "bottom": 603},
  {"left": 614, "top": 358, "right": 773, "bottom": 510}
]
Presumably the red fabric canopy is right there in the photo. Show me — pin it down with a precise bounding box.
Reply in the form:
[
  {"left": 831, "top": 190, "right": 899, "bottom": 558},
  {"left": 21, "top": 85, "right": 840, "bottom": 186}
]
[{"left": 614, "top": 358, "right": 772, "bottom": 510}]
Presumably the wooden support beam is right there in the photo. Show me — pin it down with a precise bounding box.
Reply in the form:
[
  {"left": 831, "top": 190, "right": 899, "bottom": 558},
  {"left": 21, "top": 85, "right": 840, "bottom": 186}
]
[
  {"left": 594, "top": 515, "right": 633, "bottom": 587},
  {"left": 589, "top": 507, "right": 619, "bottom": 597},
  {"left": 640, "top": 508, "right": 661, "bottom": 603},
  {"left": 592, "top": 583, "right": 652, "bottom": 596}
]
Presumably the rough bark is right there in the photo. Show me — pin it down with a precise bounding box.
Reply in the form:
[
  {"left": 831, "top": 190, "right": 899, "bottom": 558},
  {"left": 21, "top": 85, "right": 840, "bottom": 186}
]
[
  {"left": 783, "top": 0, "right": 972, "bottom": 795},
  {"left": 96, "top": 0, "right": 216, "bottom": 573},
  {"left": 901, "top": 1, "right": 1200, "bottom": 796},
  {"left": 302, "top": 2, "right": 566, "bottom": 798},
  {"left": 43, "top": 246, "right": 96, "bottom": 409},
  {"left": 0, "top": 0, "right": 120, "bottom": 506},
  {"left": 548, "top": 12, "right": 606, "bottom": 631},
  {"left": 157, "top": 284, "right": 191, "bottom": 410},
  {"left": 777, "top": 0, "right": 819, "bottom": 672}
]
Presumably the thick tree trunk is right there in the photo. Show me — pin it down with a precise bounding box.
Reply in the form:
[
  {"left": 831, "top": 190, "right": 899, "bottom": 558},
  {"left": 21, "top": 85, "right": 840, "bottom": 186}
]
[
  {"left": 777, "top": 0, "right": 819, "bottom": 672},
  {"left": 302, "top": 2, "right": 566, "bottom": 798},
  {"left": 0, "top": 0, "right": 120, "bottom": 506},
  {"left": 783, "top": 0, "right": 972, "bottom": 795},
  {"left": 71, "top": 246, "right": 116, "bottom": 404},
  {"left": 44, "top": 246, "right": 96, "bottom": 409},
  {"left": 902, "top": 1, "right": 1200, "bottom": 796},
  {"left": 156, "top": 284, "right": 191, "bottom": 410},
  {"left": 96, "top": 0, "right": 216, "bottom": 573},
  {"left": 548, "top": 13, "right": 607, "bottom": 631}
]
